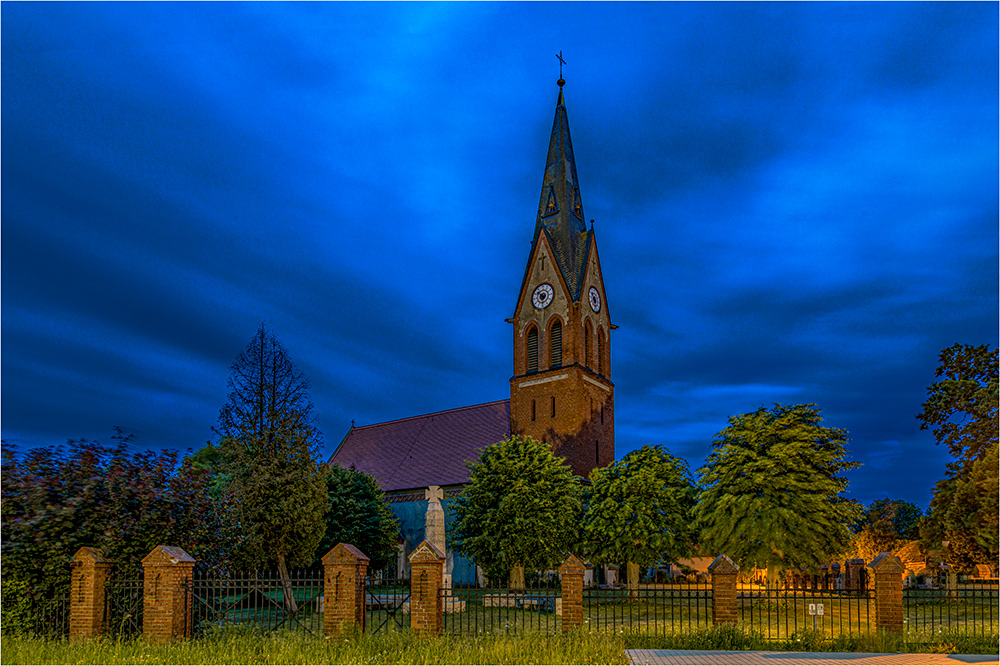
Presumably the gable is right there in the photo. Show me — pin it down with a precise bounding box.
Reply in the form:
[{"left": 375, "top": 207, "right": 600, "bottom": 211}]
[{"left": 328, "top": 400, "right": 511, "bottom": 492}]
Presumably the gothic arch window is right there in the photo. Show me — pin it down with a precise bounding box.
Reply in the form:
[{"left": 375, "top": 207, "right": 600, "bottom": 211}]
[
  {"left": 549, "top": 319, "right": 563, "bottom": 369},
  {"left": 526, "top": 325, "right": 539, "bottom": 374},
  {"left": 584, "top": 321, "right": 593, "bottom": 369},
  {"left": 597, "top": 327, "right": 605, "bottom": 376}
]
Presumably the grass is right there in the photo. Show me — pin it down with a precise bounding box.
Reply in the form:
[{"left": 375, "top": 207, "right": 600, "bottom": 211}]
[{"left": 5, "top": 624, "right": 997, "bottom": 665}]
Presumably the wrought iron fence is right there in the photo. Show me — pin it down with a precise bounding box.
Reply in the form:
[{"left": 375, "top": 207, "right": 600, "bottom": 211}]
[
  {"left": 104, "top": 569, "right": 144, "bottom": 639},
  {"left": 904, "top": 579, "right": 999, "bottom": 639},
  {"left": 738, "top": 576, "right": 872, "bottom": 641},
  {"left": 443, "top": 575, "right": 561, "bottom": 634},
  {"left": 366, "top": 574, "right": 411, "bottom": 633},
  {"left": 190, "top": 567, "right": 324, "bottom": 637},
  {"left": 584, "top": 581, "right": 712, "bottom": 634},
  {"left": 0, "top": 584, "right": 71, "bottom": 638}
]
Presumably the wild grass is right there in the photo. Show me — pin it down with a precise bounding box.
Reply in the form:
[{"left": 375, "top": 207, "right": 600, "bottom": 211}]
[{"left": 1, "top": 626, "right": 630, "bottom": 665}]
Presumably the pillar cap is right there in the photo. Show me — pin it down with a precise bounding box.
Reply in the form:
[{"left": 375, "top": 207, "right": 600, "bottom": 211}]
[
  {"left": 708, "top": 554, "right": 740, "bottom": 575},
  {"left": 322, "top": 542, "right": 370, "bottom": 565},
  {"left": 142, "top": 545, "right": 195, "bottom": 567},
  {"left": 408, "top": 539, "right": 445, "bottom": 563},
  {"left": 73, "top": 546, "right": 111, "bottom": 564},
  {"left": 559, "top": 553, "right": 587, "bottom": 575},
  {"left": 868, "top": 552, "right": 905, "bottom": 573}
]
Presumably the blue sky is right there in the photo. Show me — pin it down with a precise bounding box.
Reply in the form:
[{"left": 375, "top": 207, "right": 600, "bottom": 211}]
[{"left": 3, "top": 2, "right": 996, "bottom": 509}]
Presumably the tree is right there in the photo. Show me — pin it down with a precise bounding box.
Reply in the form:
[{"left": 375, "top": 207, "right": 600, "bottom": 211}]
[
  {"left": 584, "top": 445, "right": 695, "bottom": 598},
  {"left": 450, "top": 435, "right": 581, "bottom": 588},
  {"left": 316, "top": 465, "right": 400, "bottom": 573},
  {"left": 917, "top": 344, "right": 999, "bottom": 569},
  {"left": 849, "top": 499, "right": 923, "bottom": 563},
  {"left": 1, "top": 432, "right": 235, "bottom": 632},
  {"left": 694, "top": 404, "right": 861, "bottom": 581},
  {"left": 215, "top": 325, "right": 328, "bottom": 611}
]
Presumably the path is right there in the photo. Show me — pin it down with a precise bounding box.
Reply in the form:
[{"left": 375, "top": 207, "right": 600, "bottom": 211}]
[{"left": 626, "top": 650, "right": 1000, "bottom": 665}]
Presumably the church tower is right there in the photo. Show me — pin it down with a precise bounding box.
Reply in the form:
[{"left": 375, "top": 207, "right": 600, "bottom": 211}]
[{"left": 509, "top": 79, "right": 614, "bottom": 479}]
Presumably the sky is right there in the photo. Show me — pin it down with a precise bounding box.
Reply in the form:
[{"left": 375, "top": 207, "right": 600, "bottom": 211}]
[{"left": 2, "top": 2, "right": 996, "bottom": 510}]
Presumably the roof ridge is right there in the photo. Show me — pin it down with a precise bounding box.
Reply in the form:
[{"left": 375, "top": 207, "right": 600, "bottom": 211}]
[{"left": 351, "top": 398, "right": 510, "bottom": 430}]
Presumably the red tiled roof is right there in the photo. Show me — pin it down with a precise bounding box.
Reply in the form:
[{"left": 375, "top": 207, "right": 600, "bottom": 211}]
[{"left": 328, "top": 400, "right": 511, "bottom": 493}]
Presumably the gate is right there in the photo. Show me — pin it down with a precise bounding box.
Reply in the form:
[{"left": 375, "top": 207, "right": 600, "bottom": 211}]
[
  {"left": 104, "top": 569, "right": 144, "bottom": 639},
  {"left": 365, "top": 571, "right": 411, "bottom": 633},
  {"left": 190, "top": 567, "right": 324, "bottom": 636}
]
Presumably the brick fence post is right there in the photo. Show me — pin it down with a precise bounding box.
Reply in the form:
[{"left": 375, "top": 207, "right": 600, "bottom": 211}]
[
  {"left": 69, "top": 547, "right": 113, "bottom": 642},
  {"left": 142, "top": 546, "right": 195, "bottom": 643},
  {"left": 322, "top": 543, "right": 370, "bottom": 636},
  {"left": 868, "top": 552, "right": 905, "bottom": 634},
  {"left": 408, "top": 540, "right": 445, "bottom": 636},
  {"left": 708, "top": 554, "right": 740, "bottom": 625},
  {"left": 559, "top": 554, "right": 586, "bottom": 633}
]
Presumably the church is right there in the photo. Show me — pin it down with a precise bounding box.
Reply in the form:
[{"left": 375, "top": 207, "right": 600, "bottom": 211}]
[{"left": 329, "top": 78, "right": 615, "bottom": 584}]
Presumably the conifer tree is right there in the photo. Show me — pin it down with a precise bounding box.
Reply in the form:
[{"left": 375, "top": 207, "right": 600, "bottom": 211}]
[
  {"left": 450, "top": 435, "right": 581, "bottom": 588},
  {"left": 216, "top": 325, "right": 328, "bottom": 611},
  {"left": 694, "top": 404, "right": 860, "bottom": 581}
]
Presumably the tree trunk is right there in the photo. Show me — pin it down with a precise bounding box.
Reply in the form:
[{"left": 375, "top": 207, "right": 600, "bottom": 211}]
[
  {"left": 276, "top": 553, "right": 299, "bottom": 614},
  {"left": 626, "top": 561, "right": 641, "bottom": 601},
  {"left": 509, "top": 565, "right": 525, "bottom": 590}
]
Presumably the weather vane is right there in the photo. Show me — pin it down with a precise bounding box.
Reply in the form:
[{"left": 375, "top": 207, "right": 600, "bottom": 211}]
[{"left": 556, "top": 51, "right": 566, "bottom": 84}]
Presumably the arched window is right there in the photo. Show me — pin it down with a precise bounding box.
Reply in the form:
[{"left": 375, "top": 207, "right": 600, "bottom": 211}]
[
  {"left": 597, "top": 328, "right": 605, "bottom": 376},
  {"left": 550, "top": 320, "right": 562, "bottom": 368},
  {"left": 584, "top": 323, "right": 592, "bottom": 369},
  {"left": 527, "top": 326, "right": 538, "bottom": 373}
]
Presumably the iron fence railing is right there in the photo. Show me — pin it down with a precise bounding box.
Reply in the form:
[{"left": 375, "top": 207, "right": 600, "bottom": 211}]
[
  {"left": 366, "top": 576, "right": 411, "bottom": 633},
  {"left": 104, "top": 569, "right": 144, "bottom": 639},
  {"left": 738, "top": 578, "right": 872, "bottom": 641},
  {"left": 0, "top": 584, "right": 71, "bottom": 638},
  {"left": 443, "top": 577, "right": 561, "bottom": 634},
  {"left": 190, "top": 567, "right": 324, "bottom": 637},
  {"left": 904, "top": 580, "right": 999, "bottom": 640},
  {"left": 584, "top": 581, "right": 712, "bottom": 634}
]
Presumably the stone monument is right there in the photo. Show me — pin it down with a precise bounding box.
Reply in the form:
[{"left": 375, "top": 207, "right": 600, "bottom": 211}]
[{"left": 424, "top": 485, "right": 464, "bottom": 612}]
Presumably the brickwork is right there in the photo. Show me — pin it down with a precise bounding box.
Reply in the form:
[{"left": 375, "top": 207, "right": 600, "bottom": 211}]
[
  {"left": 69, "top": 547, "right": 113, "bottom": 642},
  {"left": 868, "top": 552, "right": 905, "bottom": 634},
  {"left": 708, "top": 554, "right": 740, "bottom": 625},
  {"left": 141, "top": 546, "right": 195, "bottom": 643},
  {"left": 322, "top": 543, "right": 370, "bottom": 636},
  {"left": 845, "top": 558, "right": 866, "bottom": 592},
  {"left": 408, "top": 540, "right": 445, "bottom": 636},
  {"left": 559, "top": 554, "right": 586, "bottom": 632}
]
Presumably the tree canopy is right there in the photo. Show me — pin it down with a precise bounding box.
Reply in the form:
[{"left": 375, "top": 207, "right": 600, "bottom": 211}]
[
  {"left": 849, "top": 499, "right": 923, "bottom": 563},
  {"left": 215, "top": 325, "right": 328, "bottom": 609},
  {"left": 317, "top": 465, "right": 400, "bottom": 572},
  {"left": 583, "top": 445, "right": 695, "bottom": 588},
  {"left": 917, "top": 343, "right": 999, "bottom": 569},
  {"left": 449, "top": 435, "right": 581, "bottom": 587},
  {"left": 694, "top": 404, "right": 861, "bottom": 579}
]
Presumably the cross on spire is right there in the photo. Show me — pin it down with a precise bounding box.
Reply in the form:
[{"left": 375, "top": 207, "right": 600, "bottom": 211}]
[{"left": 556, "top": 51, "right": 566, "bottom": 83}]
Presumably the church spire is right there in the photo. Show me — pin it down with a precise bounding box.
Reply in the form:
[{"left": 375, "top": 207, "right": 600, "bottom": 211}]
[{"left": 534, "top": 78, "right": 591, "bottom": 300}]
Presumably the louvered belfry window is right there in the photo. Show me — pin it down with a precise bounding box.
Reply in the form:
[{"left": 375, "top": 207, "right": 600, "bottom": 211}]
[
  {"left": 550, "top": 320, "right": 562, "bottom": 368},
  {"left": 597, "top": 329, "right": 604, "bottom": 375},
  {"left": 584, "top": 325, "right": 592, "bottom": 369},
  {"left": 527, "top": 327, "right": 538, "bottom": 373}
]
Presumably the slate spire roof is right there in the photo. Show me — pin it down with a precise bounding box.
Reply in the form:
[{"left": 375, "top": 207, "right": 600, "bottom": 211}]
[{"left": 534, "top": 81, "right": 593, "bottom": 301}]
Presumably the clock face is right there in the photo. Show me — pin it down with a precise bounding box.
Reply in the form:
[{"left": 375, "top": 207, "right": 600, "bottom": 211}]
[
  {"left": 532, "top": 283, "right": 554, "bottom": 309},
  {"left": 588, "top": 286, "right": 601, "bottom": 313}
]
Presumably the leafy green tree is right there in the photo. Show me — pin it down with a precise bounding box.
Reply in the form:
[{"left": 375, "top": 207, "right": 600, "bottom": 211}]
[
  {"left": 216, "top": 325, "right": 328, "bottom": 611},
  {"left": 450, "top": 435, "right": 581, "bottom": 588},
  {"left": 694, "top": 404, "right": 861, "bottom": 580},
  {"left": 917, "top": 344, "right": 999, "bottom": 569},
  {"left": 849, "top": 499, "right": 923, "bottom": 563},
  {"left": 316, "top": 465, "right": 400, "bottom": 572},
  {"left": 584, "top": 445, "right": 695, "bottom": 597}
]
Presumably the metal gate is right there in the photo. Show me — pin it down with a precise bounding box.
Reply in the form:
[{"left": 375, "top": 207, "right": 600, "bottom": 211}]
[
  {"left": 104, "top": 569, "right": 144, "bottom": 639},
  {"left": 365, "top": 572, "right": 411, "bottom": 633}
]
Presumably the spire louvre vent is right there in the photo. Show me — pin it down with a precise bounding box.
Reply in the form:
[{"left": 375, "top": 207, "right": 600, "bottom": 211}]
[{"left": 550, "top": 320, "right": 563, "bottom": 368}]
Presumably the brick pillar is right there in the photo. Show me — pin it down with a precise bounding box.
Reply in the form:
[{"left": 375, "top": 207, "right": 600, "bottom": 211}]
[
  {"left": 141, "top": 546, "right": 195, "bottom": 643},
  {"left": 868, "top": 552, "right": 905, "bottom": 634},
  {"left": 408, "top": 540, "right": 445, "bottom": 636},
  {"left": 708, "top": 554, "right": 739, "bottom": 625},
  {"left": 322, "top": 543, "right": 370, "bottom": 636},
  {"left": 846, "top": 558, "right": 865, "bottom": 592},
  {"left": 559, "top": 554, "right": 586, "bottom": 633},
  {"left": 69, "top": 547, "right": 113, "bottom": 642}
]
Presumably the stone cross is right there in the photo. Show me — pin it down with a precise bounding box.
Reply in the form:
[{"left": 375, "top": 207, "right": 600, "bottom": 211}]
[{"left": 424, "top": 485, "right": 446, "bottom": 556}]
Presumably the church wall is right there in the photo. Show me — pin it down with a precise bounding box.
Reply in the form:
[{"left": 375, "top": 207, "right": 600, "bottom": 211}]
[{"left": 387, "top": 497, "right": 477, "bottom": 585}]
